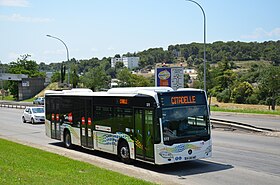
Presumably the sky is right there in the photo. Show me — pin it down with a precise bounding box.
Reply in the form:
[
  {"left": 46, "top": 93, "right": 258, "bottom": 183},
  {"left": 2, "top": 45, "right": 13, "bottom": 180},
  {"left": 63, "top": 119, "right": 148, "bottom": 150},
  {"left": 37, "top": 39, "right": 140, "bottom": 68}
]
[{"left": 0, "top": 0, "right": 280, "bottom": 64}]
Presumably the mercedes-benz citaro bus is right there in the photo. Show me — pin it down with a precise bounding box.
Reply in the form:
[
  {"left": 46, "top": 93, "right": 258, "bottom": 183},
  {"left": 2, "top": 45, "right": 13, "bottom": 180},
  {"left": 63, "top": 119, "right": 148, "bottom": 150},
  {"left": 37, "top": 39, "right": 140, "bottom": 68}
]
[{"left": 45, "top": 87, "right": 212, "bottom": 165}]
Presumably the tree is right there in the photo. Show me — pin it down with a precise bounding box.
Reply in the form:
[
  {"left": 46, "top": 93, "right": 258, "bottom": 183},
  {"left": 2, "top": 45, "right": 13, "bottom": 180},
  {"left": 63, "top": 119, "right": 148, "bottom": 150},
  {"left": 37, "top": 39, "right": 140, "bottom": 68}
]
[
  {"left": 51, "top": 71, "right": 60, "bottom": 83},
  {"left": 116, "top": 68, "right": 133, "bottom": 87},
  {"left": 70, "top": 64, "right": 79, "bottom": 88},
  {"left": 9, "top": 54, "right": 44, "bottom": 77},
  {"left": 8, "top": 54, "right": 45, "bottom": 99},
  {"left": 116, "top": 68, "right": 151, "bottom": 87},
  {"left": 258, "top": 66, "right": 280, "bottom": 110},
  {"left": 80, "top": 65, "right": 110, "bottom": 91},
  {"left": 232, "top": 82, "right": 253, "bottom": 104},
  {"left": 211, "top": 60, "right": 237, "bottom": 94},
  {"left": 60, "top": 64, "right": 66, "bottom": 83},
  {"left": 114, "top": 54, "right": 121, "bottom": 58},
  {"left": 115, "top": 62, "right": 124, "bottom": 69}
]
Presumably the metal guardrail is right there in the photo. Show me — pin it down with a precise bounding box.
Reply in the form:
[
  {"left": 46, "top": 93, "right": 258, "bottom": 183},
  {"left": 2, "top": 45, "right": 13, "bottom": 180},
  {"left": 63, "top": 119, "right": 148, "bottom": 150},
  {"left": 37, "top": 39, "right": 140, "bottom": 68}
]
[{"left": 211, "top": 118, "right": 278, "bottom": 132}]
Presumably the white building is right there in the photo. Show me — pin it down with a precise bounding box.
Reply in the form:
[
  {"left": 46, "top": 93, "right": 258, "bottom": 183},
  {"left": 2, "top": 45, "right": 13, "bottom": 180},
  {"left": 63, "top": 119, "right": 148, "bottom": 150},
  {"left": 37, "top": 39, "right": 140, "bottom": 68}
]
[{"left": 111, "top": 57, "right": 139, "bottom": 69}]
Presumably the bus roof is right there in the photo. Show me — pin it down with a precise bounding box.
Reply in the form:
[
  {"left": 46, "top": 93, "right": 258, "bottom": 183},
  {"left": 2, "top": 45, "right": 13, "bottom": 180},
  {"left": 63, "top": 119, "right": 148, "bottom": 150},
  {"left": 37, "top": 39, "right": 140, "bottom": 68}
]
[
  {"left": 45, "top": 87, "right": 204, "bottom": 98},
  {"left": 107, "top": 87, "right": 173, "bottom": 94}
]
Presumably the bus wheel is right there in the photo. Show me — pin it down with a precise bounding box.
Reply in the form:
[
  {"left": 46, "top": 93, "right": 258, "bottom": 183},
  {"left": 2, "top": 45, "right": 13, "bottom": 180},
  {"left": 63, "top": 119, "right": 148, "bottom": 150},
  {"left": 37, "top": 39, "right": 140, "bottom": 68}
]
[
  {"left": 118, "top": 141, "right": 131, "bottom": 164},
  {"left": 64, "top": 131, "right": 72, "bottom": 149}
]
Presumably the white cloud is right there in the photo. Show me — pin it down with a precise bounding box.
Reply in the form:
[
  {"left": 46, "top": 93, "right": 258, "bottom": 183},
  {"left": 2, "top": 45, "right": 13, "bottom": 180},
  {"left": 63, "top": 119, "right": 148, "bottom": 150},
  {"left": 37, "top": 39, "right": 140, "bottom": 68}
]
[
  {"left": 267, "top": 28, "right": 280, "bottom": 37},
  {"left": 0, "top": 0, "right": 29, "bottom": 7},
  {"left": 242, "top": 27, "right": 280, "bottom": 40},
  {"left": 0, "top": 13, "right": 52, "bottom": 23}
]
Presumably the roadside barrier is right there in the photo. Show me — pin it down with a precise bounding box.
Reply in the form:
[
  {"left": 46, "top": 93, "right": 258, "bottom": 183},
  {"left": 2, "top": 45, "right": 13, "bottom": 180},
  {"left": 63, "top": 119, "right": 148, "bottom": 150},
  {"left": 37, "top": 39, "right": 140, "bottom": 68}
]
[{"left": 0, "top": 103, "right": 27, "bottom": 109}]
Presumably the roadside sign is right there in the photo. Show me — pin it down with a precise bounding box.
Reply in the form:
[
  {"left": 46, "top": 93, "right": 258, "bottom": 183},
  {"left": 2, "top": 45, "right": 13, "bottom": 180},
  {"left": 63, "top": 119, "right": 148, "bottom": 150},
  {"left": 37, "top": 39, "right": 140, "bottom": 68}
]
[{"left": 155, "top": 67, "right": 184, "bottom": 90}]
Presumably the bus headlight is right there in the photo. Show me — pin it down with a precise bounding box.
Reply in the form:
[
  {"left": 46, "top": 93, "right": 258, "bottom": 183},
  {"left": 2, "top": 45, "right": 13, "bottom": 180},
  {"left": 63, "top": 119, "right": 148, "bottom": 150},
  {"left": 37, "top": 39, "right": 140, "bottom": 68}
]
[{"left": 159, "top": 151, "right": 173, "bottom": 158}]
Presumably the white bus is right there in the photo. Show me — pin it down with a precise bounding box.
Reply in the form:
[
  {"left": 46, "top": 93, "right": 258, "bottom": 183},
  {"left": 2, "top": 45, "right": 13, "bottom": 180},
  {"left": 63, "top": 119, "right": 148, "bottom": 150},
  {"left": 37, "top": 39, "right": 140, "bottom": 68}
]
[{"left": 45, "top": 87, "right": 211, "bottom": 165}]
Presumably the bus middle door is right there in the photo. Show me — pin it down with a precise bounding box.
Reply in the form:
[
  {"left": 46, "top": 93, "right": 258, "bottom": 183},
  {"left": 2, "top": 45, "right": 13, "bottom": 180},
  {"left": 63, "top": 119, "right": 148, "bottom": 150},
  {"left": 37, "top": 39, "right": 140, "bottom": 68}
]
[
  {"left": 134, "top": 108, "right": 154, "bottom": 162},
  {"left": 51, "top": 97, "right": 61, "bottom": 140},
  {"left": 81, "top": 98, "right": 94, "bottom": 148}
]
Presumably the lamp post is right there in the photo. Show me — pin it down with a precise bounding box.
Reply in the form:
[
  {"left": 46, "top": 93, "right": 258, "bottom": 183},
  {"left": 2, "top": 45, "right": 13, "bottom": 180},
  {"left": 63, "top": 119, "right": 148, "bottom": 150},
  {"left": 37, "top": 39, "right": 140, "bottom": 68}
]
[
  {"left": 0, "top": 61, "right": 3, "bottom": 99},
  {"left": 46, "top": 34, "right": 70, "bottom": 87},
  {"left": 186, "top": 0, "right": 207, "bottom": 93}
]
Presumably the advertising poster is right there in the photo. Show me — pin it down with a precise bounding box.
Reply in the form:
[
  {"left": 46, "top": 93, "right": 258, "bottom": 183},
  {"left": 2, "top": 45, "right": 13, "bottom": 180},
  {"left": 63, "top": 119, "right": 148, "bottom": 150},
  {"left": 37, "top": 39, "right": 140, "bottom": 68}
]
[{"left": 155, "top": 67, "right": 184, "bottom": 90}]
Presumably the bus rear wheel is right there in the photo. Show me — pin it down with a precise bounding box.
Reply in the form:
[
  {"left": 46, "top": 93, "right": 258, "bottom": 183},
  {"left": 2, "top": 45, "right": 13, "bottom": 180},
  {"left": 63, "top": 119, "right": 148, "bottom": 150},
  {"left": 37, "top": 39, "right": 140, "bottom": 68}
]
[
  {"left": 64, "top": 130, "right": 72, "bottom": 149},
  {"left": 118, "top": 141, "right": 131, "bottom": 164}
]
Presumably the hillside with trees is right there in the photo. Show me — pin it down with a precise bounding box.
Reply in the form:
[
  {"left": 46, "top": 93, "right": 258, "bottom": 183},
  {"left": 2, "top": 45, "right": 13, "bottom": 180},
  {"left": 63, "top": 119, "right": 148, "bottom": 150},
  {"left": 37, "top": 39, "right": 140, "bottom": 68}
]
[{"left": 1, "top": 41, "right": 279, "bottom": 109}]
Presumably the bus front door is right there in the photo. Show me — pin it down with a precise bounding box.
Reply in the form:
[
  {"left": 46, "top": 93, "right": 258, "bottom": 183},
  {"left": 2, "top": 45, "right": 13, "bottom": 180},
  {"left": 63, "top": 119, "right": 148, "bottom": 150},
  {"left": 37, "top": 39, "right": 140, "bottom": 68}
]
[
  {"left": 134, "top": 109, "right": 154, "bottom": 162},
  {"left": 80, "top": 98, "right": 94, "bottom": 148}
]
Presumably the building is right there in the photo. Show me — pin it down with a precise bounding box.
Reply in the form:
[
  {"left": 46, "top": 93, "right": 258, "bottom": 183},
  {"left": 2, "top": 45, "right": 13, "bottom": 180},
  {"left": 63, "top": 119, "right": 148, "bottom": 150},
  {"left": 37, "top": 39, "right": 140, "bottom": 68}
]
[
  {"left": 111, "top": 57, "right": 139, "bottom": 69},
  {"left": 18, "top": 77, "right": 45, "bottom": 100}
]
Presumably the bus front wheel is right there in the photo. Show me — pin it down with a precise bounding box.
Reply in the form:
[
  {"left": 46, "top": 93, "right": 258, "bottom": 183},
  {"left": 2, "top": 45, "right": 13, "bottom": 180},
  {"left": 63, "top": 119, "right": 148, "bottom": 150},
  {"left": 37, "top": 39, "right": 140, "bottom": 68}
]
[
  {"left": 64, "top": 130, "right": 72, "bottom": 149},
  {"left": 118, "top": 141, "right": 131, "bottom": 164}
]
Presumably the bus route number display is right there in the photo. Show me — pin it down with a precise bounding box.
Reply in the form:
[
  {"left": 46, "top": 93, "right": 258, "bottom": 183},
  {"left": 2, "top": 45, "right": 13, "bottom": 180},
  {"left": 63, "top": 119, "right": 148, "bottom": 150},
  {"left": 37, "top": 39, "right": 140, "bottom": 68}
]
[{"left": 119, "top": 98, "right": 128, "bottom": 105}]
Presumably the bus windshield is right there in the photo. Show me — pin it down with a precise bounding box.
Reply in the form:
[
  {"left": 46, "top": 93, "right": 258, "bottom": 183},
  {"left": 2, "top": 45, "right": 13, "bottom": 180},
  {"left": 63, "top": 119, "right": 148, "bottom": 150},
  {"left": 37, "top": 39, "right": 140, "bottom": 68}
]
[{"left": 162, "top": 105, "right": 210, "bottom": 145}]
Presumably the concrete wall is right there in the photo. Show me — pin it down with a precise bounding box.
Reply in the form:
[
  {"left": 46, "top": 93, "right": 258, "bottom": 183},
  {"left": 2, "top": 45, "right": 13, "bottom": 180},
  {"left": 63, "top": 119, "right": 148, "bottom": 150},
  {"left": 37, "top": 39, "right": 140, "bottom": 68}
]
[{"left": 18, "top": 78, "right": 45, "bottom": 100}]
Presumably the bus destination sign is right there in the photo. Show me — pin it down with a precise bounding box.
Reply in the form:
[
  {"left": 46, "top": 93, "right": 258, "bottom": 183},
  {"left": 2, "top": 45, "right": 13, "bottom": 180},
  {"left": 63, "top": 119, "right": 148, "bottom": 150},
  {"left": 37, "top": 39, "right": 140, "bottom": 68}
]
[
  {"left": 159, "top": 92, "right": 205, "bottom": 107},
  {"left": 171, "top": 96, "right": 196, "bottom": 105}
]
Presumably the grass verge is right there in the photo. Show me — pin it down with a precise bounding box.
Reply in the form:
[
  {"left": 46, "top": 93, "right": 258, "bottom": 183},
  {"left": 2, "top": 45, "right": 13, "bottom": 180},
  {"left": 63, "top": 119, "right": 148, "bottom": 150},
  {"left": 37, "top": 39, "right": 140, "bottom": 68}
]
[
  {"left": 0, "top": 95, "right": 14, "bottom": 101},
  {"left": 210, "top": 106, "right": 280, "bottom": 116},
  {"left": 0, "top": 138, "right": 155, "bottom": 185}
]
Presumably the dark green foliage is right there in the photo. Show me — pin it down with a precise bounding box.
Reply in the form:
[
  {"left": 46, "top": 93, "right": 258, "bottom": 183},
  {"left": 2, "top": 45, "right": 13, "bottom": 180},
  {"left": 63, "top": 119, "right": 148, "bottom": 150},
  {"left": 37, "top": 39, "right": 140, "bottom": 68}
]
[
  {"left": 216, "top": 89, "right": 231, "bottom": 103},
  {"left": 232, "top": 82, "right": 253, "bottom": 104},
  {"left": 116, "top": 68, "right": 152, "bottom": 87},
  {"left": 51, "top": 71, "right": 60, "bottom": 83},
  {"left": 168, "top": 41, "right": 280, "bottom": 65},
  {"left": 8, "top": 54, "right": 45, "bottom": 78},
  {"left": 257, "top": 66, "right": 280, "bottom": 110},
  {"left": 60, "top": 63, "right": 66, "bottom": 83}
]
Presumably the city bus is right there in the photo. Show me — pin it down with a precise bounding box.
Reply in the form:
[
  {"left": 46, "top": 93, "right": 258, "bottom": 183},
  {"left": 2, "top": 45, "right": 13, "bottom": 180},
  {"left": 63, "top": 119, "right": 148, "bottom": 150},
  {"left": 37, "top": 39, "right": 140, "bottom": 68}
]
[{"left": 45, "top": 87, "right": 212, "bottom": 165}]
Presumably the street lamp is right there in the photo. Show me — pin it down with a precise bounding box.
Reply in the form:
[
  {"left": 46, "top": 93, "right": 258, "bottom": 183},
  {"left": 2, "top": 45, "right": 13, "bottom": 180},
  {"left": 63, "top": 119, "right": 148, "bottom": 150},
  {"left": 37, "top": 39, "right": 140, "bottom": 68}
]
[
  {"left": 46, "top": 34, "right": 70, "bottom": 87},
  {"left": 186, "top": 0, "right": 207, "bottom": 93},
  {"left": 0, "top": 61, "right": 3, "bottom": 99}
]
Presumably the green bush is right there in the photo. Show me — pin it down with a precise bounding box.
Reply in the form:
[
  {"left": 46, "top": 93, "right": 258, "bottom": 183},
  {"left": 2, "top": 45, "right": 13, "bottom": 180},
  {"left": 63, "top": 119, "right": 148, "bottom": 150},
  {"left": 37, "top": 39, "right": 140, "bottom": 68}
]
[
  {"left": 216, "top": 89, "right": 231, "bottom": 103},
  {"left": 246, "top": 94, "right": 259, "bottom": 104}
]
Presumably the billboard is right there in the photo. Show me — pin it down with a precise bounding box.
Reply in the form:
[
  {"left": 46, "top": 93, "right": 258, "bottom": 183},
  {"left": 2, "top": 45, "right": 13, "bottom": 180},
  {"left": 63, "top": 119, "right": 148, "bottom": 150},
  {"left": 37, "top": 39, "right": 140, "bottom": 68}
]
[{"left": 155, "top": 67, "right": 184, "bottom": 90}]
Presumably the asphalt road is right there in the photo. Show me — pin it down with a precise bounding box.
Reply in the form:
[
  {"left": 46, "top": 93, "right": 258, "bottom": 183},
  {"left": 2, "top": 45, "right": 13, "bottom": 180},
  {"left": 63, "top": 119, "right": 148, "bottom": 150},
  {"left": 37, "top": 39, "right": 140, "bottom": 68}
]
[{"left": 0, "top": 107, "right": 280, "bottom": 185}]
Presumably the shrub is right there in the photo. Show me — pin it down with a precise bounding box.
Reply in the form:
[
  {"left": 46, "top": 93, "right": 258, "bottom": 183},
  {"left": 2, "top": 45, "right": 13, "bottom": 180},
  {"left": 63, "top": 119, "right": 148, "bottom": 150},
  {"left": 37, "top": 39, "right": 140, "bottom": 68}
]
[{"left": 216, "top": 89, "right": 231, "bottom": 103}]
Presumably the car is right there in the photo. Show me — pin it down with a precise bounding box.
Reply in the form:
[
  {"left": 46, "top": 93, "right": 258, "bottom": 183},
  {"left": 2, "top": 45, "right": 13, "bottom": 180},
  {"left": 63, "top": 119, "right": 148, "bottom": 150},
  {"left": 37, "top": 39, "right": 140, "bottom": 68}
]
[
  {"left": 22, "top": 107, "right": 45, "bottom": 124},
  {"left": 33, "top": 97, "right": 44, "bottom": 105}
]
